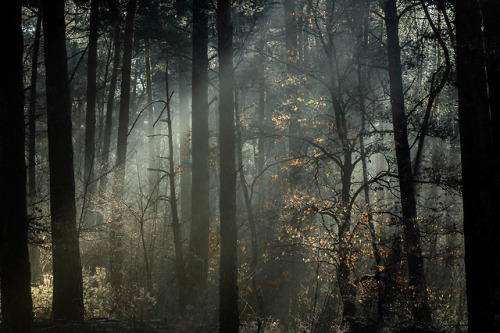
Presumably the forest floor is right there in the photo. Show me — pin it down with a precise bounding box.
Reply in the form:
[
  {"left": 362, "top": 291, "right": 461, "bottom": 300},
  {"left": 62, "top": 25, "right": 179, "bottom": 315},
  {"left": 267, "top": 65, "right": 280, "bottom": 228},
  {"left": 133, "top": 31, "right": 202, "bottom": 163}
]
[
  {"left": 30, "top": 319, "right": 465, "bottom": 333},
  {"left": 33, "top": 319, "right": 217, "bottom": 332}
]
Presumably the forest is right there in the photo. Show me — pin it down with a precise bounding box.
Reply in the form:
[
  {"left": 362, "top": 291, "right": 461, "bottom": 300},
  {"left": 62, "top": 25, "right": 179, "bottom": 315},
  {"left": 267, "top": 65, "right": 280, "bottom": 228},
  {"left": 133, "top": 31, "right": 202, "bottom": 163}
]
[{"left": 0, "top": 0, "right": 499, "bottom": 332}]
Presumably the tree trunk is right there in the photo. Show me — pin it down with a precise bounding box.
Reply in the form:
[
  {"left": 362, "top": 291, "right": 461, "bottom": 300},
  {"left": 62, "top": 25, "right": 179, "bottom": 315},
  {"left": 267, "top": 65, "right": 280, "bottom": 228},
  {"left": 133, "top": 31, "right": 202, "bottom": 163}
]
[
  {"left": 28, "top": 10, "right": 42, "bottom": 197},
  {"left": 96, "top": 20, "right": 121, "bottom": 227},
  {"left": 283, "top": 2, "right": 302, "bottom": 326},
  {"left": 455, "top": 0, "right": 499, "bottom": 331},
  {"left": 110, "top": 0, "right": 138, "bottom": 292},
  {"left": 145, "top": 43, "right": 157, "bottom": 193},
  {"left": 0, "top": 1, "right": 34, "bottom": 331},
  {"left": 84, "top": 0, "right": 100, "bottom": 225},
  {"left": 178, "top": 58, "right": 191, "bottom": 231},
  {"left": 218, "top": 0, "right": 240, "bottom": 331},
  {"left": 165, "top": 67, "right": 188, "bottom": 314},
  {"left": 187, "top": 0, "right": 210, "bottom": 307},
  {"left": 480, "top": 0, "right": 500, "bottom": 322},
  {"left": 256, "top": 40, "right": 267, "bottom": 207},
  {"left": 42, "top": 0, "right": 84, "bottom": 320},
  {"left": 236, "top": 93, "right": 264, "bottom": 327},
  {"left": 357, "top": 0, "right": 386, "bottom": 325},
  {"left": 381, "top": 0, "right": 431, "bottom": 324}
]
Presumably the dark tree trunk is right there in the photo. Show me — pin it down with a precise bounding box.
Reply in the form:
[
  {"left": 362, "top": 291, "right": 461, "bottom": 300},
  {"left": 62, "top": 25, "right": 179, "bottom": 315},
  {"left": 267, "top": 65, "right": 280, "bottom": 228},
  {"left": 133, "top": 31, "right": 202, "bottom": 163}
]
[
  {"left": 480, "top": 0, "right": 500, "bottom": 320},
  {"left": 176, "top": 0, "right": 191, "bottom": 231},
  {"left": 178, "top": 59, "right": 191, "bottom": 231},
  {"left": 28, "top": 8, "right": 43, "bottom": 286},
  {"left": 218, "top": 0, "right": 240, "bottom": 331},
  {"left": 42, "top": 0, "right": 84, "bottom": 320},
  {"left": 381, "top": 0, "right": 431, "bottom": 324},
  {"left": 28, "top": 11, "right": 42, "bottom": 197},
  {"left": 97, "top": 20, "right": 121, "bottom": 227},
  {"left": 84, "top": 0, "right": 100, "bottom": 223},
  {"left": 187, "top": 0, "right": 210, "bottom": 306},
  {"left": 236, "top": 93, "right": 264, "bottom": 326},
  {"left": 145, "top": 44, "right": 157, "bottom": 193},
  {"left": 455, "top": 0, "right": 499, "bottom": 331},
  {"left": 165, "top": 68, "right": 188, "bottom": 314},
  {"left": 0, "top": 1, "right": 34, "bottom": 331},
  {"left": 256, "top": 41, "right": 266, "bottom": 207},
  {"left": 110, "top": 0, "right": 138, "bottom": 291}
]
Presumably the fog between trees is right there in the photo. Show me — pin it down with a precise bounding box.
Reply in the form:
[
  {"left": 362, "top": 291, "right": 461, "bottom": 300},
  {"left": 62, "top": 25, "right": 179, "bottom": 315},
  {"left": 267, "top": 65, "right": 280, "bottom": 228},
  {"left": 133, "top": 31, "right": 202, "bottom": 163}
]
[{"left": 1, "top": 0, "right": 499, "bottom": 332}]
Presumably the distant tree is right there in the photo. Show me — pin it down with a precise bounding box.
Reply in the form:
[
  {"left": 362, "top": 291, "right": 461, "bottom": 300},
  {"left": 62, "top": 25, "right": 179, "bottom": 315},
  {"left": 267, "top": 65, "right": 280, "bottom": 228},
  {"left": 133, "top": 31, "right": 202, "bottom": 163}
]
[
  {"left": 175, "top": 0, "right": 192, "bottom": 239},
  {"left": 42, "top": 0, "right": 84, "bottom": 320},
  {"left": 83, "top": 0, "right": 101, "bottom": 224},
  {"left": 380, "top": 0, "right": 431, "bottom": 324},
  {"left": 164, "top": 69, "right": 189, "bottom": 314},
  {"left": 218, "top": 0, "right": 240, "bottom": 331},
  {"left": 0, "top": 1, "right": 34, "bottom": 331},
  {"left": 96, "top": 0, "right": 121, "bottom": 227},
  {"left": 110, "top": 0, "right": 139, "bottom": 291},
  {"left": 28, "top": 9, "right": 42, "bottom": 198},
  {"left": 187, "top": 0, "right": 210, "bottom": 307}
]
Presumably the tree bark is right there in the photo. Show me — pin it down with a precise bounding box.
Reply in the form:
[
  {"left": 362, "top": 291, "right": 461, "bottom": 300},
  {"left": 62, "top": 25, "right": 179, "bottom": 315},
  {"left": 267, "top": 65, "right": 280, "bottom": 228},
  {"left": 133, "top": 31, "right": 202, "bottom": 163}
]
[
  {"left": 42, "top": 0, "right": 84, "bottom": 320},
  {"left": 96, "top": 17, "right": 121, "bottom": 227},
  {"left": 110, "top": 0, "right": 138, "bottom": 291},
  {"left": 165, "top": 68, "right": 188, "bottom": 314},
  {"left": 145, "top": 43, "right": 157, "bottom": 193},
  {"left": 455, "top": 0, "right": 499, "bottom": 331},
  {"left": 381, "top": 0, "right": 431, "bottom": 324},
  {"left": 84, "top": 0, "right": 100, "bottom": 224},
  {"left": 187, "top": 0, "right": 210, "bottom": 306},
  {"left": 0, "top": 1, "right": 34, "bottom": 331},
  {"left": 28, "top": 8, "right": 43, "bottom": 286},
  {"left": 356, "top": 0, "right": 386, "bottom": 325},
  {"left": 236, "top": 92, "right": 264, "bottom": 327},
  {"left": 218, "top": 0, "right": 240, "bottom": 331},
  {"left": 479, "top": 0, "right": 500, "bottom": 322},
  {"left": 28, "top": 10, "right": 42, "bottom": 197},
  {"left": 178, "top": 58, "right": 191, "bottom": 231}
]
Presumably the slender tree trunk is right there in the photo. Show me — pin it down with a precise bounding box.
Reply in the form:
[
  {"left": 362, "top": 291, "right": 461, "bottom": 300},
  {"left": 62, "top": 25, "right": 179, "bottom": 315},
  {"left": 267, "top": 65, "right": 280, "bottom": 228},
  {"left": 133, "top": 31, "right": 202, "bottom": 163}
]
[
  {"left": 28, "top": 11, "right": 42, "bottom": 197},
  {"left": 455, "top": 0, "right": 498, "bottom": 331},
  {"left": 283, "top": 1, "right": 302, "bottom": 326},
  {"left": 97, "top": 22, "right": 121, "bottom": 227},
  {"left": 28, "top": 9, "right": 43, "bottom": 285},
  {"left": 176, "top": 0, "right": 191, "bottom": 232},
  {"left": 84, "top": 0, "right": 100, "bottom": 225},
  {"left": 145, "top": 43, "right": 157, "bottom": 192},
  {"left": 165, "top": 66, "right": 188, "bottom": 313},
  {"left": 42, "top": 0, "right": 84, "bottom": 320},
  {"left": 0, "top": 1, "right": 34, "bottom": 331},
  {"left": 256, "top": 41, "right": 266, "bottom": 207},
  {"left": 110, "top": 0, "right": 138, "bottom": 291},
  {"left": 188, "top": 0, "right": 210, "bottom": 306},
  {"left": 236, "top": 95, "right": 264, "bottom": 328},
  {"left": 356, "top": 0, "right": 386, "bottom": 325},
  {"left": 359, "top": 72, "right": 386, "bottom": 327},
  {"left": 381, "top": 0, "right": 431, "bottom": 324},
  {"left": 178, "top": 59, "right": 191, "bottom": 229},
  {"left": 218, "top": 0, "right": 239, "bottom": 331}
]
